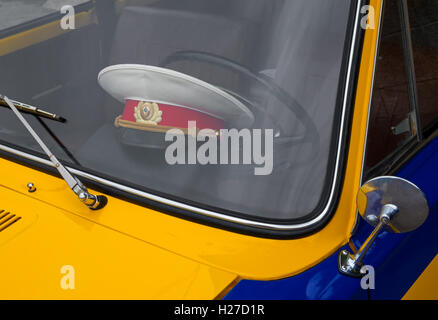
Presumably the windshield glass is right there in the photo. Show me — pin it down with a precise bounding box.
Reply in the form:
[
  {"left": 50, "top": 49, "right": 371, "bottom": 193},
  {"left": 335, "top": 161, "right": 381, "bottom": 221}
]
[{"left": 0, "top": 0, "right": 355, "bottom": 228}]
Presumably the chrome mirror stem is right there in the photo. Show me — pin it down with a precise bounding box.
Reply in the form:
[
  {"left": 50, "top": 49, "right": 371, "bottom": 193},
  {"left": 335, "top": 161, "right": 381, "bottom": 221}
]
[
  {"left": 1, "top": 95, "right": 107, "bottom": 210},
  {"left": 338, "top": 204, "right": 399, "bottom": 277}
]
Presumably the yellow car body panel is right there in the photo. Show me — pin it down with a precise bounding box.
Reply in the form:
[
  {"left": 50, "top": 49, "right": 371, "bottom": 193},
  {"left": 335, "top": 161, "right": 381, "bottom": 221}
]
[{"left": 0, "top": 185, "right": 236, "bottom": 299}]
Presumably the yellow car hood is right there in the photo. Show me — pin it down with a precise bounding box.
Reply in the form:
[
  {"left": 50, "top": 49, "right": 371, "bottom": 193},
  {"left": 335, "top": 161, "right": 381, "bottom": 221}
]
[{"left": 0, "top": 185, "right": 237, "bottom": 299}]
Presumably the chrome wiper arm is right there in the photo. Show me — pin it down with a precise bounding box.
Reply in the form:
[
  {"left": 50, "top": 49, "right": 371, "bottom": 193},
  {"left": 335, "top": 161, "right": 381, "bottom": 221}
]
[
  {"left": 0, "top": 94, "right": 107, "bottom": 210},
  {"left": 0, "top": 96, "right": 65, "bottom": 122}
]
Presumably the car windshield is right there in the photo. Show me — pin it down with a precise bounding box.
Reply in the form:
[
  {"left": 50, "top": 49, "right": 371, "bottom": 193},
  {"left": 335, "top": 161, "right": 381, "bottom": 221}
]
[{"left": 0, "top": 0, "right": 356, "bottom": 232}]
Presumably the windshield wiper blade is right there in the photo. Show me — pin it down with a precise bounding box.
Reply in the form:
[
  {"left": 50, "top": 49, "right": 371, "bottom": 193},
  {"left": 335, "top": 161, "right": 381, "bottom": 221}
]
[
  {"left": 0, "top": 96, "right": 66, "bottom": 122},
  {"left": 0, "top": 94, "right": 108, "bottom": 210},
  {"left": 1, "top": 95, "right": 81, "bottom": 166}
]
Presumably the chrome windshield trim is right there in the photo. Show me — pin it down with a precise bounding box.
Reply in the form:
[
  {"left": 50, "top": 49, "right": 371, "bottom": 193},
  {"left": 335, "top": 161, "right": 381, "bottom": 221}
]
[{"left": 0, "top": 1, "right": 364, "bottom": 231}]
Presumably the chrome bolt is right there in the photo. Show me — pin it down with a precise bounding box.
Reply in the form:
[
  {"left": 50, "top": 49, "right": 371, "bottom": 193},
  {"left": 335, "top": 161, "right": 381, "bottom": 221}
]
[
  {"left": 366, "top": 215, "right": 378, "bottom": 224},
  {"left": 27, "top": 182, "right": 36, "bottom": 193},
  {"left": 78, "top": 192, "right": 87, "bottom": 201}
]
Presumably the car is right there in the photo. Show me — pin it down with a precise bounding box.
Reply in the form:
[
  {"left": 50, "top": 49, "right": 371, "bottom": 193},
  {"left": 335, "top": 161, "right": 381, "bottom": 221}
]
[{"left": 0, "top": 0, "right": 436, "bottom": 300}]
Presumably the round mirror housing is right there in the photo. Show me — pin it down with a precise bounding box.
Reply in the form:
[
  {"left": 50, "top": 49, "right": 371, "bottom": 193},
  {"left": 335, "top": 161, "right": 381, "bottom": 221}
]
[{"left": 358, "top": 176, "right": 429, "bottom": 233}]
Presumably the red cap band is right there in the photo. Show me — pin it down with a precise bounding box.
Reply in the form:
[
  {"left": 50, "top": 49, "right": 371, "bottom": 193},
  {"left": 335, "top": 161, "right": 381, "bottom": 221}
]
[{"left": 122, "top": 99, "right": 224, "bottom": 131}]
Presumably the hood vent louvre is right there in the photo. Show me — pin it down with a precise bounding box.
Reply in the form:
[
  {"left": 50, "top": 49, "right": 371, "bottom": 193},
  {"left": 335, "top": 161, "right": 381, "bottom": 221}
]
[{"left": 0, "top": 210, "right": 22, "bottom": 232}]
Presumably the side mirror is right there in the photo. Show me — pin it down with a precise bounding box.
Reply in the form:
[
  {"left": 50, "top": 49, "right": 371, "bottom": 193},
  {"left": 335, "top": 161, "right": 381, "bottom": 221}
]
[{"left": 338, "top": 176, "right": 429, "bottom": 277}]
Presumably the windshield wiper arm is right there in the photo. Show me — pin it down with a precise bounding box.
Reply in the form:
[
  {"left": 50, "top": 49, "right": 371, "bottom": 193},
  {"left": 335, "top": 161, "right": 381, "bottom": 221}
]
[
  {"left": 0, "top": 94, "right": 107, "bottom": 210},
  {"left": 0, "top": 96, "right": 66, "bottom": 122}
]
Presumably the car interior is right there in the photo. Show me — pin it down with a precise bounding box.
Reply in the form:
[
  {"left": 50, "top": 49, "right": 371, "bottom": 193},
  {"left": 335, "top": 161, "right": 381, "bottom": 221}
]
[
  {"left": 365, "top": 0, "right": 438, "bottom": 171},
  {"left": 7, "top": 0, "right": 437, "bottom": 221},
  {"left": 1, "top": 0, "right": 287, "bottom": 154},
  {"left": 0, "top": 0, "right": 359, "bottom": 220}
]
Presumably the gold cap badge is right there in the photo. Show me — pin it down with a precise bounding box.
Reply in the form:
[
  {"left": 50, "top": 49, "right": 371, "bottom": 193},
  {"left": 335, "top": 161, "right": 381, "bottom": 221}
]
[{"left": 134, "top": 101, "right": 162, "bottom": 125}]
